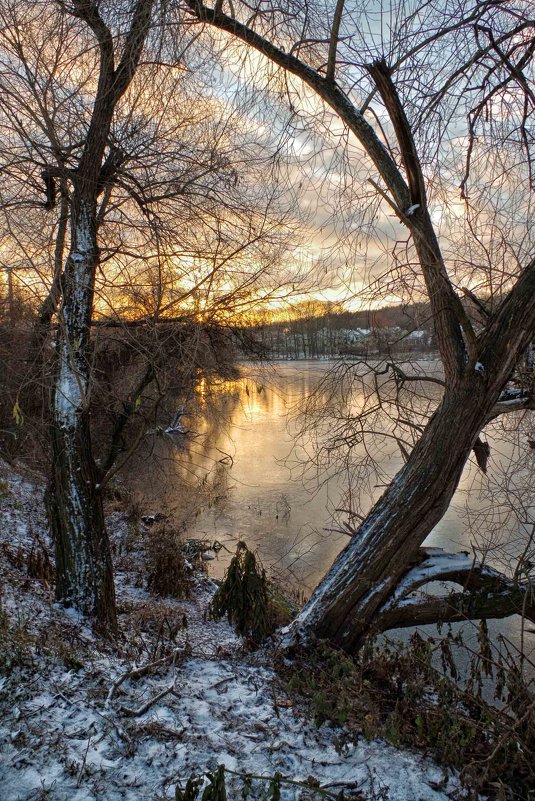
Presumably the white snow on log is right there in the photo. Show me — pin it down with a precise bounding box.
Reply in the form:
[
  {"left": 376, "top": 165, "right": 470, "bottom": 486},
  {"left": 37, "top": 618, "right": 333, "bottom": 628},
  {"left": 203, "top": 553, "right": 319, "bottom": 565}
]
[
  {"left": 76, "top": 202, "right": 93, "bottom": 254},
  {"left": 499, "top": 387, "right": 528, "bottom": 402},
  {"left": 474, "top": 361, "right": 485, "bottom": 373},
  {"left": 488, "top": 385, "right": 533, "bottom": 419},
  {"left": 292, "top": 467, "right": 422, "bottom": 633},
  {"left": 165, "top": 407, "right": 187, "bottom": 434},
  {"left": 290, "top": 505, "right": 392, "bottom": 634},
  {"left": 405, "top": 203, "right": 420, "bottom": 216},
  {"left": 55, "top": 204, "right": 94, "bottom": 430},
  {"left": 495, "top": 397, "right": 529, "bottom": 406},
  {"left": 383, "top": 548, "right": 494, "bottom": 609}
]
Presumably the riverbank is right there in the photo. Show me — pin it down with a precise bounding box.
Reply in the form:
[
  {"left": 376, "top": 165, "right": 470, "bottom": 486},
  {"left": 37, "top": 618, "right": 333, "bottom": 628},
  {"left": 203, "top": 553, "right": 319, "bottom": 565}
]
[{"left": 0, "top": 458, "right": 467, "bottom": 801}]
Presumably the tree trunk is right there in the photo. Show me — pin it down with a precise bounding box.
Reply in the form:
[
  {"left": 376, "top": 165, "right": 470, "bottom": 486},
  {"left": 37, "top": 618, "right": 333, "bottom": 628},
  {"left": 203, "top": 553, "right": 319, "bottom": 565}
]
[
  {"left": 294, "top": 307, "right": 535, "bottom": 650},
  {"left": 48, "top": 200, "right": 116, "bottom": 630},
  {"left": 42, "top": 0, "right": 155, "bottom": 630},
  {"left": 293, "top": 379, "right": 485, "bottom": 649}
]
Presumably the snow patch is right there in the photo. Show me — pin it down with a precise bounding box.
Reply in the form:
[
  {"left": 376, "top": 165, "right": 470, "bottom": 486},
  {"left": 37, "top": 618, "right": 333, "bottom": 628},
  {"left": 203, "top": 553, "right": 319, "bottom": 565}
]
[
  {"left": 76, "top": 202, "right": 93, "bottom": 255},
  {"left": 0, "top": 460, "right": 463, "bottom": 801},
  {"left": 0, "top": 655, "right": 462, "bottom": 801},
  {"left": 55, "top": 347, "right": 84, "bottom": 428}
]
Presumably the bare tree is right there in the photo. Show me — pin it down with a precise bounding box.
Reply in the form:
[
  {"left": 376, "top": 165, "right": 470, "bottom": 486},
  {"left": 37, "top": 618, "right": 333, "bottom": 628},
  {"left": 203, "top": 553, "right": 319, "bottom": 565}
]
[
  {"left": 183, "top": 0, "right": 535, "bottom": 648},
  {"left": 0, "top": 0, "right": 301, "bottom": 628},
  {"left": 42, "top": 0, "right": 157, "bottom": 630}
]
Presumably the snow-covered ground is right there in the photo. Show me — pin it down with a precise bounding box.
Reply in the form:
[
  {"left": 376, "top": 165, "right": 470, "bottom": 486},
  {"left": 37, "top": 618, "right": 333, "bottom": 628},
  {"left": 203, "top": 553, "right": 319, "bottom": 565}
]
[{"left": 0, "top": 459, "right": 464, "bottom": 800}]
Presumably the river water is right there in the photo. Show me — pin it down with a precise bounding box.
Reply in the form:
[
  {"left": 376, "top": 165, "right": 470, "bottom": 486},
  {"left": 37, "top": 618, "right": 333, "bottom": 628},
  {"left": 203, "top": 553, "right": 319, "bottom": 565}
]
[{"left": 133, "top": 359, "right": 534, "bottom": 668}]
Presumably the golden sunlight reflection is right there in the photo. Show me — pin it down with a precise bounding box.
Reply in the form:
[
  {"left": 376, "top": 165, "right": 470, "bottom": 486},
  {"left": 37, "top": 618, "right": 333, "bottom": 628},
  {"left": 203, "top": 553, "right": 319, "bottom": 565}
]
[
  {"left": 130, "top": 357, "right": 533, "bottom": 632},
  {"left": 121, "top": 354, "right": 530, "bottom": 670}
]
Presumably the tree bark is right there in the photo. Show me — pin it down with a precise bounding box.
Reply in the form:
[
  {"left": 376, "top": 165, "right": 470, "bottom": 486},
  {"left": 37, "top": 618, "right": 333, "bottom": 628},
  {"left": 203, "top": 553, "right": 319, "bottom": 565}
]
[
  {"left": 47, "top": 0, "right": 155, "bottom": 629},
  {"left": 366, "top": 548, "right": 535, "bottom": 634},
  {"left": 292, "top": 268, "right": 535, "bottom": 649},
  {"left": 49, "top": 200, "right": 116, "bottom": 629}
]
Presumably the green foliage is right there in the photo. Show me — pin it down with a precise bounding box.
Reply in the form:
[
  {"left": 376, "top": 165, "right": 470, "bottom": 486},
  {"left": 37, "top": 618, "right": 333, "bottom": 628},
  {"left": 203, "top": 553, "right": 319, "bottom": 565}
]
[
  {"left": 286, "top": 643, "right": 371, "bottom": 729},
  {"left": 266, "top": 585, "right": 296, "bottom": 630},
  {"left": 209, "top": 542, "right": 289, "bottom": 644},
  {"left": 175, "top": 766, "right": 228, "bottom": 801}
]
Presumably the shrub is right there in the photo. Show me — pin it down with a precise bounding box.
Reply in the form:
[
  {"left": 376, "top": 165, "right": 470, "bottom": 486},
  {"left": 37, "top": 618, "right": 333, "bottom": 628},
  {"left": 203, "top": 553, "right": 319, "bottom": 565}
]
[
  {"left": 279, "top": 634, "right": 535, "bottom": 799},
  {"left": 146, "top": 525, "right": 191, "bottom": 599},
  {"left": 209, "top": 542, "right": 288, "bottom": 644}
]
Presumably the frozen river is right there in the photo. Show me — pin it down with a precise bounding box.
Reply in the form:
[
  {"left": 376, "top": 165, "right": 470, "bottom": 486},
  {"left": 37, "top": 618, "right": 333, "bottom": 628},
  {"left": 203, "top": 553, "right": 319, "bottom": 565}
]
[{"left": 133, "top": 359, "right": 534, "bottom": 669}]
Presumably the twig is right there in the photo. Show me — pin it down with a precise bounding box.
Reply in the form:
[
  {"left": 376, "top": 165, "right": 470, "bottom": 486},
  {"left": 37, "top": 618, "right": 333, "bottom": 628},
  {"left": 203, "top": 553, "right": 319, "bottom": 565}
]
[
  {"left": 211, "top": 675, "right": 236, "bottom": 689},
  {"left": 119, "top": 684, "right": 175, "bottom": 717},
  {"left": 134, "top": 721, "right": 186, "bottom": 739},
  {"left": 76, "top": 736, "right": 91, "bottom": 788},
  {"left": 105, "top": 654, "right": 174, "bottom": 707},
  {"left": 221, "top": 767, "right": 352, "bottom": 800},
  {"left": 92, "top": 709, "right": 132, "bottom": 743}
]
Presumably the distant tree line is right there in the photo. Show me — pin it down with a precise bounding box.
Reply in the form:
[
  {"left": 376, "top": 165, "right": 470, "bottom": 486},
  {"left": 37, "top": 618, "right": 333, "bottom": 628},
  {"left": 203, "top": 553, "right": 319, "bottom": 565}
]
[{"left": 245, "top": 301, "right": 437, "bottom": 358}]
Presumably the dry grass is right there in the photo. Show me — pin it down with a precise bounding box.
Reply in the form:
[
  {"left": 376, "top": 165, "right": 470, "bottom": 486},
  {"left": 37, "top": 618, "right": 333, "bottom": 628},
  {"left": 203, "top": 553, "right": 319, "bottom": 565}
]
[
  {"left": 145, "top": 524, "right": 192, "bottom": 599},
  {"left": 279, "top": 635, "right": 535, "bottom": 799}
]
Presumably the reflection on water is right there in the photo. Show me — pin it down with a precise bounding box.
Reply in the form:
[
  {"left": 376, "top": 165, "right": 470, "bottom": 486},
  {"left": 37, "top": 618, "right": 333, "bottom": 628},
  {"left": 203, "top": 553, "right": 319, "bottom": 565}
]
[
  {"left": 184, "top": 362, "right": 352, "bottom": 591},
  {"left": 132, "top": 359, "right": 533, "bottom": 667}
]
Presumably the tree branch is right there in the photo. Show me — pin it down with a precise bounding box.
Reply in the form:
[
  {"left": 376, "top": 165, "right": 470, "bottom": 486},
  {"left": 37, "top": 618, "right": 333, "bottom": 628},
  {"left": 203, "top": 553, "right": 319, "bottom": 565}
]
[
  {"left": 373, "top": 547, "right": 535, "bottom": 632},
  {"left": 326, "top": 0, "right": 345, "bottom": 82},
  {"left": 184, "top": 1, "right": 411, "bottom": 211},
  {"left": 186, "top": 3, "right": 481, "bottom": 382},
  {"left": 99, "top": 360, "right": 156, "bottom": 478},
  {"left": 366, "top": 58, "right": 476, "bottom": 379},
  {"left": 72, "top": 0, "right": 155, "bottom": 190},
  {"left": 36, "top": 184, "right": 70, "bottom": 332},
  {"left": 476, "top": 257, "right": 535, "bottom": 394},
  {"left": 376, "top": 585, "right": 535, "bottom": 631},
  {"left": 68, "top": 0, "right": 114, "bottom": 51},
  {"left": 487, "top": 388, "right": 535, "bottom": 421},
  {"left": 462, "top": 287, "right": 490, "bottom": 320},
  {"left": 113, "top": 0, "right": 155, "bottom": 100},
  {"left": 366, "top": 59, "right": 426, "bottom": 208}
]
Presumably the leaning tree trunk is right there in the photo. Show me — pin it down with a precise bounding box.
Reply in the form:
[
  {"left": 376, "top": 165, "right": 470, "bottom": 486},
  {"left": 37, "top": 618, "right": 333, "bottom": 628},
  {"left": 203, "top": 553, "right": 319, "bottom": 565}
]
[
  {"left": 293, "top": 378, "right": 490, "bottom": 650},
  {"left": 293, "top": 264, "right": 535, "bottom": 651},
  {"left": 47, "top": 200, "right": 116, "bottom": 630}
]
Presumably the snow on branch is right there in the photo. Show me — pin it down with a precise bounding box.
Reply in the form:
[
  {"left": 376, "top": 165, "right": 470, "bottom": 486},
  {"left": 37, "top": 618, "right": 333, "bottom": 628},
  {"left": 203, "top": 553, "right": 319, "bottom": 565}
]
[
  {"left": 487, "top": 386, "right": 535, "bottom": 420},
  {"left": 372, "top": 547, "right": 535, "bottom": 632}
]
